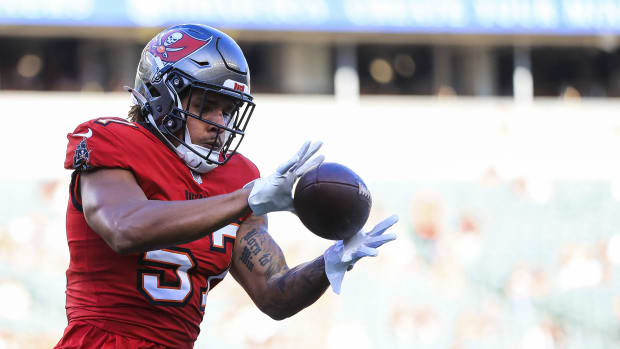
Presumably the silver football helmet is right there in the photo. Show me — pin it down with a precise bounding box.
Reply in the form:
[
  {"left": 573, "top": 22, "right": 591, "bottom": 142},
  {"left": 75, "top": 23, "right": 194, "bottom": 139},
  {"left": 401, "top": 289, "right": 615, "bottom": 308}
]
[{"left": 130, "top": 24, "right": 254, "bottom": 173}]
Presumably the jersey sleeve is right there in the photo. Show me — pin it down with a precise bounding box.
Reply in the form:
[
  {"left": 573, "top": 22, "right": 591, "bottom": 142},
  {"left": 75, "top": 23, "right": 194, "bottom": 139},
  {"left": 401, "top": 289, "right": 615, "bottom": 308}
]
[
  {"left": 64, "top": 117, "right": 142, "bottom": 172},
  {"left": 229, "top": 153, "right": 260, "bottom": 222},
  {"left": 232, "top": 152, "right": 260, "bottom": 185}
]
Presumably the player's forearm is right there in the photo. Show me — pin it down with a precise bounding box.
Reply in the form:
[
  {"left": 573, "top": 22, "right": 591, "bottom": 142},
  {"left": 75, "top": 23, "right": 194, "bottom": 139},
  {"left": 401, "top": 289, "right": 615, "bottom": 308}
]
[
  {"left": 261, "top": 256, "right": 330, "bottom": 320},
  {"left": 93, "top": 189, "right": 251, "bottom": 254}
]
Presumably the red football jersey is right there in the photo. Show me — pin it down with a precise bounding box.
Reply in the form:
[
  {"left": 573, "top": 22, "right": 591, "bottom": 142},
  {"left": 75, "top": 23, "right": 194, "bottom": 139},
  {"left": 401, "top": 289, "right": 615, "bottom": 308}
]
[{"left": 62, "top": 117, "right": 260, "bottom": 348}]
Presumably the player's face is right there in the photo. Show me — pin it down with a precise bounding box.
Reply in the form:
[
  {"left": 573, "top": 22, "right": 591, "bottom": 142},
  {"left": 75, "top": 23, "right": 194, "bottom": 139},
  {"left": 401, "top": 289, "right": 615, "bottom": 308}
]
[{"left": 182, "top": 91, "right": 238, "bottom": 150}]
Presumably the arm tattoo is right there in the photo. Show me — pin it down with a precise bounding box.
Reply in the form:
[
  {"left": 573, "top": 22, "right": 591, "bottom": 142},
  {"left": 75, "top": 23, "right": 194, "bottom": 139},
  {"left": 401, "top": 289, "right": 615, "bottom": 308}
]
[
  {"left": 267, "top": 256, "right": 329, "bottom": 319},
  {"left": 237, "top": 224, "right": 329, "bottom": 319},
  {"left": 239, "top": 246, "right": 254, "bottom": 271},
  {"left": 275, "top": 256, "right": 326, "bottom": 293},
  {"left": 239, "top": 228, "right": 288, "bottom": 278}
]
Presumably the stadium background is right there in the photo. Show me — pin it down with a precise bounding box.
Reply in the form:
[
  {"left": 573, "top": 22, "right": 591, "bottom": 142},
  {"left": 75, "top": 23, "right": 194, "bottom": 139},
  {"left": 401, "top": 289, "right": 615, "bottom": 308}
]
[{"left": 1, "top": 0, "right": 620, "bottom": 348}]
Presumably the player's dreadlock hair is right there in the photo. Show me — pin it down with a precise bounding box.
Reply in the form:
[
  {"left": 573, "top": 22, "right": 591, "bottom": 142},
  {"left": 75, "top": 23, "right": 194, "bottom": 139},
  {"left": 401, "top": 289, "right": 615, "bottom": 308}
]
[{"left": 128, "top": 104, "right": 144, "bottom": 123}]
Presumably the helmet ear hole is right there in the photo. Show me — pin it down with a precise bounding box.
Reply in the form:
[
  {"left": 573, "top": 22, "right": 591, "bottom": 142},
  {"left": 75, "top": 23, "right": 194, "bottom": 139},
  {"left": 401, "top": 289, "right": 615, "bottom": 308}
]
[
  {"left": 163, "top": 115, "right": 183, "bottom": 134},
  {"left": 145, "top": 82, "right": 161, "bottom": 97}
]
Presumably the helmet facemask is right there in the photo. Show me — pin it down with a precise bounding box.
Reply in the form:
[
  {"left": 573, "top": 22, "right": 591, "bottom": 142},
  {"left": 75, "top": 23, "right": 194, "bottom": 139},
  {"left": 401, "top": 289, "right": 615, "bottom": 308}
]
[{"left": 159, "top": 71, "right": 255, "bottom": 170}]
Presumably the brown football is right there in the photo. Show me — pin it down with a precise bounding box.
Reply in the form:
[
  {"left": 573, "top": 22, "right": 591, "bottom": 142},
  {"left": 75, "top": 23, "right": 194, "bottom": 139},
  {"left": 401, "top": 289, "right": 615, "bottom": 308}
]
[{"left": 293, "top": 162, "right": 372, "bottom": 240}]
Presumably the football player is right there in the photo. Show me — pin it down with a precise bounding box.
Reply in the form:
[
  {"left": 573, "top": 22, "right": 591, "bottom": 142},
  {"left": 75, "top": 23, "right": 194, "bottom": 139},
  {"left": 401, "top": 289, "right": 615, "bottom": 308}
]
[{"left": 55, "top": 24, "right": 398, "bottom": 349}]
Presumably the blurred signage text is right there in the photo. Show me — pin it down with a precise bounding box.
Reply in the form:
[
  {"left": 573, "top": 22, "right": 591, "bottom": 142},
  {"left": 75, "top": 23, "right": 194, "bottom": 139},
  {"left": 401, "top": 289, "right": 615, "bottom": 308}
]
[{"left": 2, "top": 0, "right": 620, "bottom": 34}]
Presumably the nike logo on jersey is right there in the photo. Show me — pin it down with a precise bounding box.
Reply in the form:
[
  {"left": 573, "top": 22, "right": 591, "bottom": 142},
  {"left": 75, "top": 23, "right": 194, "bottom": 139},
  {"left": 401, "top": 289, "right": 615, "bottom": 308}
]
[{"left": 72, "top": 128, "right": 92, "bottom": 138}]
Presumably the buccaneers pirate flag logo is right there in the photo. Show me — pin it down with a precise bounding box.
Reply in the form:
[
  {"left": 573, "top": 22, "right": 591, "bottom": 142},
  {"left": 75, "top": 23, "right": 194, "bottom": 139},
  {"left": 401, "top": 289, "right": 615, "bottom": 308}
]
[{"left": 149, "top": 29, "right": 212, "bottom": 63}]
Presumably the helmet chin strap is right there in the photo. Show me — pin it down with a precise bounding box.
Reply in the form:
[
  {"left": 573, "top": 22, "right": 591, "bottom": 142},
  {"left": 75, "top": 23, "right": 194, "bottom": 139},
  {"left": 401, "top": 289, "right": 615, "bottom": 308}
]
[
  {"left": 125, "top": 86, "right": 219, "bottom": 174},
  {"left": 176, "top": 127, "right": 219, "bottom": 174}
]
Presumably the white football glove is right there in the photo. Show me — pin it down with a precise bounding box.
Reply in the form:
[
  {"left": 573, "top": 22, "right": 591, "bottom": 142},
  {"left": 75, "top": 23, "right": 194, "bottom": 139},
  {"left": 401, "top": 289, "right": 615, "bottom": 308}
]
[
  {"left": 247, "top": 140, "right": 324, "bottom": 216},
  {"left": 323, "top": 215, "right": 398, "bottom": 294}
]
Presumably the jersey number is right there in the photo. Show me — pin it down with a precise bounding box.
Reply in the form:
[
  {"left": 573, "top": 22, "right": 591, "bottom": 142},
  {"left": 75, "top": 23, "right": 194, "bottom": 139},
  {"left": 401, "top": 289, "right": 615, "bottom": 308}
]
[
  {"left": 136, "top": 224, "right": 239, "bottom": 307},
  {"left": 95, "top": 118, "right": 137, "bottom": 128},
  {"left": 137, "top": 247, "right": 197, "bottom": 306}
]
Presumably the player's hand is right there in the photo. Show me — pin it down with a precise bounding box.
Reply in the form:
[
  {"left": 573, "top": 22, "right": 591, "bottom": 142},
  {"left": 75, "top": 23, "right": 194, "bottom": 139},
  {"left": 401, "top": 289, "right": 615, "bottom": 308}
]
[
  {"left": 323, "top": 215, "right": 398, "bottom": 294},
  {"left": 246, "top": 140, "right": 324, "bottom": 216}
]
